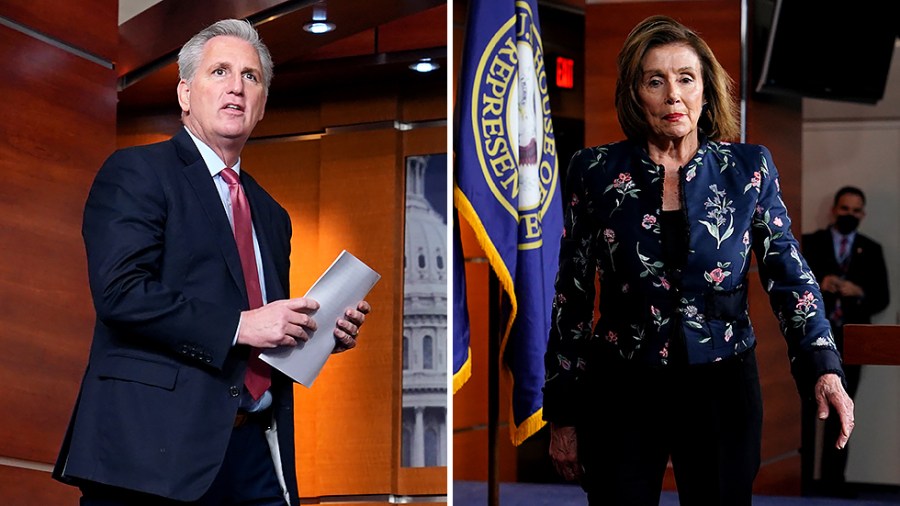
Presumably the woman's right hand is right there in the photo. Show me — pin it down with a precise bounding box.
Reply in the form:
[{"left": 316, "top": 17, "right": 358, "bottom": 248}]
[{"left": 549, "top": 423, "right": 583, "bottom": 482}]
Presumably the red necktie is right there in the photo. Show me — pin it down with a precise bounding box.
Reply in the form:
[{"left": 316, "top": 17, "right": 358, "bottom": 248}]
[
  {"left": 838, "top": 236, "right": 850, "bottom": 271},
  {"left": 221, "top": 168, "right": 270, "bottom": 400},
  {"left": 830, "top": 236, "right": 850, "bottom": 325}
]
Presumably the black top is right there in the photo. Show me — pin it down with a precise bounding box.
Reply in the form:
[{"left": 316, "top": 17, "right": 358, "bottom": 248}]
[
  {"left": 661, "top": 209, "right": 689, "bottom": 364},
  {"left": 661, "top": 209, "right": 688, "bottom": 275}
]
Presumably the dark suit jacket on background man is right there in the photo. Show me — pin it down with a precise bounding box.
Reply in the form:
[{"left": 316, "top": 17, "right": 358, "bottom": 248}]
[{"left": 803, "top": 229, "right": 889, "bottom": 337}]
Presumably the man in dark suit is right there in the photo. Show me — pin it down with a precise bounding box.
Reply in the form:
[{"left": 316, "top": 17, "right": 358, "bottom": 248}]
[
  {"left": 800, "top": 185, "right": 889, "bottom": 497},
  {"left": 54, "top": 19, "right": 369, "bottom": 505}
]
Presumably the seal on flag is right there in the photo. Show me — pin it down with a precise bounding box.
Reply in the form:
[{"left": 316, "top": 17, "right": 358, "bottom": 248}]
[{"left": 470, "top": 0, "right": 557, "bottom": 250}]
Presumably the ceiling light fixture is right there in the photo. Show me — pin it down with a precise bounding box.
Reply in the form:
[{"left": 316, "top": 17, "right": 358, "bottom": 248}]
[
  {"left": 409, "top": 58, "right": 440, "bottom": 73},
  {"left": 303, "top": 1, "right": 336, "bottom": 34},
  {"left": 303, "top": 21, "right": 335, "bottom": 34}
]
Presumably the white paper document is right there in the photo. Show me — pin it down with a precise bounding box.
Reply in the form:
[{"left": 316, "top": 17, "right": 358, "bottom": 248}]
[{"left": 260, "top": 250, "right": 381, "bottom": 386}]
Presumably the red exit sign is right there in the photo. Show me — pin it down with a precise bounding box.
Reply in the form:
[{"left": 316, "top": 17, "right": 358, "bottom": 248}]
[{"left": 556, "top": 56, "right": 574, "bottom": 89}]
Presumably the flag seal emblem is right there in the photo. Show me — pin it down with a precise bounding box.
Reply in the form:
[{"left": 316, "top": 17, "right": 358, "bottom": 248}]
[{"left": 470, "top": 0, "right": 558, "bottom": 251}]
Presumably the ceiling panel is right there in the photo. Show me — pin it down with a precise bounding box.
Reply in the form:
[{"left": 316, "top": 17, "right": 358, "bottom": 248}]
[{"left": 118, "top": 0, "right": 447, "bottom": 111}]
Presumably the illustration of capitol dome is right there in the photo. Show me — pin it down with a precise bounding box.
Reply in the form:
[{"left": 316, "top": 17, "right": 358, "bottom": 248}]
[{"left": 401, "top": 155, "right": 447, "bottom": 467}]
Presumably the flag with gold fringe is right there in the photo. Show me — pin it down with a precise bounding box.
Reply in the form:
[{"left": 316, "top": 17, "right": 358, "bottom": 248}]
[
  {"left": 453, "top": 0, "right": 561, "bottom": 445},
  {"left": 452, "top": 214, "right": 472, "bottom": 393}
]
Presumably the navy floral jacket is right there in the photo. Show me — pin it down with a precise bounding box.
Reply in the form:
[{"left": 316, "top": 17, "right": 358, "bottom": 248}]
[{"left": 542, "top": 138, "right": 844, "bottom": 425}]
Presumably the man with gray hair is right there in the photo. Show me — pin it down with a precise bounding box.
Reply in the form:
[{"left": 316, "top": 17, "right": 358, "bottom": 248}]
[{"left": 54, "top": 19, "right": 370, "bottom": 505}]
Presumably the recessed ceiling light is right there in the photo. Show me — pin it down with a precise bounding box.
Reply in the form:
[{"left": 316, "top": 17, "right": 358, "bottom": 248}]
[
  {"left": 304, "top": 1, "right": 335, "bottom": 34},
  {"left": 303, "top": 21, "right": 335, "bottom": 34},
  {"left": 409, "top": 58, "right": 440, "bottom": 73}
]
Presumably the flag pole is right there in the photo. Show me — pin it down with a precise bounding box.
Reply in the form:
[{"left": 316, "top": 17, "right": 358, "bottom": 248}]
[{"left": 488, "top": 271, "right": 500, "bottom": 506}]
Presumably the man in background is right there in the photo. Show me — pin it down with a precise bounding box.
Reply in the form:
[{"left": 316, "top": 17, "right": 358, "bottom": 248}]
[
  {"left": 801, "top": 185, "right": 889, "bottom": 497},
  {"left": 54, "top": 19, "right": 369, "bottom": 505}
]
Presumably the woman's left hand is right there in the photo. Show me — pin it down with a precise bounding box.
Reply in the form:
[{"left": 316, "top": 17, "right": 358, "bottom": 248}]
[{"left": 814, "top": 373, "right": 855, "bottom": 449}]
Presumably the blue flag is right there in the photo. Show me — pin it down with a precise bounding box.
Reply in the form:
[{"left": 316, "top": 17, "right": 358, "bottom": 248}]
[
  {"left": 453, "top": 0, "right": 562, "bottom": 445},
  {"left": 453, "top": 215, "right": 472, "bottom": 393}
]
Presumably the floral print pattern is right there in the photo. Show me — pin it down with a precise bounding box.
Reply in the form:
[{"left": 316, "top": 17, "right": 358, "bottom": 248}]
[
  {"left": 744, "top": 171, "right": 761, "bottom": 194},
  {"left": 542, "top": 138, "right": 842, "bottom": 424},
  {"left": 704, "top": 262, "right": 732, "bottom": 290},
  {"left": 792, "top": 290, "right": 819, "bottom": 332},
  {"left": 699, "top": 184, "right": 736, "bottom": 249},
  {"left": 738, "top": 230, "right": 751, "bottom": 272},
  {"left": 602, "top": 228, "right": 618, "bottom": 271},
  {"left": 604, "top": 172, "right": 641, "bottom": 216},
  {"left": 642, "top": 213, "right": 660, "bottom": 233}
]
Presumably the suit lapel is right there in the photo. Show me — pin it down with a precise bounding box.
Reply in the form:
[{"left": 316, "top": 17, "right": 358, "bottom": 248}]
[{"left": 173, "top": 130, "right": 248, "bottom": 303}]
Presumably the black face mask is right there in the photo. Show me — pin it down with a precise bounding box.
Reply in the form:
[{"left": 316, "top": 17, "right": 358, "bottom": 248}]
[{"left": 834, "top": 214, "right": 860, "bottom": 235}]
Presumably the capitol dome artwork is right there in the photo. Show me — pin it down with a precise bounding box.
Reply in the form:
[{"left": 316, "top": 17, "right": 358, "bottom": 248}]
[{"left": 401, "top": 154, "right": 448, "bottom": 467}]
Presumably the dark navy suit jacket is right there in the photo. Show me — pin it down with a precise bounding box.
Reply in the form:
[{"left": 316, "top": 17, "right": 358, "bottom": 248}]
[
  {"left": 802, "top": 228, "right": 890, "bottom": 332},
  {"left": 54, "top": 128, "right": 299, "bottom": 504}
]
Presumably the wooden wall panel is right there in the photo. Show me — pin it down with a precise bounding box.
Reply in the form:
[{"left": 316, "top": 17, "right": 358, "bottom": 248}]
[
  {"left": 322, "top": 87, "right": 401, "bottom": 126},
  {"left": 379, "top": 5, "right": 448, "bottom": 53},
  {"left": 452, "top": 424, "right": 517, "bottom": 483},
  {"left": 306, "top": 127, "right": 403, "bottom": 496},
  {"left": 306, "top": 30, "right": 377, "bottom": 61},
  {"left": 0, "top": 0, "right": 116, "bottom": 61},
  {"left": 252, "top": 104, "right": 323, "bottom": 138},
  {"left": 746, "top": 96, "right": 803, "bottom": 234},
  {"left": 242, "top": 139, "right": 323, "bottom": 298},
  {"left": 452, "top": 261, "right": 490, "bottom": 432},
  {"left": 843, "top": 325, "right": 900, "bottom": 365},
  {"left": 0, "top": 20, "right": 116, "bottom": 466},
  {"left": 117, "top": 113, "right": 181, "bottom": 149},
  {"left": 402, "top": 77, "right": 450, "bottom": 124},
  {"left": 451, "top": 0, "right": 465, "bottom": 104},
  {"left": 452, "top": 237, "right": 518, "bottom": 481},
  {"left": 0, "top": 0, "right": 116, "bottom": 497},
  {"left": 0, "top": 465, "right": 82, "bottom": 505},
  {"left": 404, "top": 125, "right": 447, "bottom": 157},
  {"left": 398, "top": 466, "right": 449, "bottom": 497}
]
